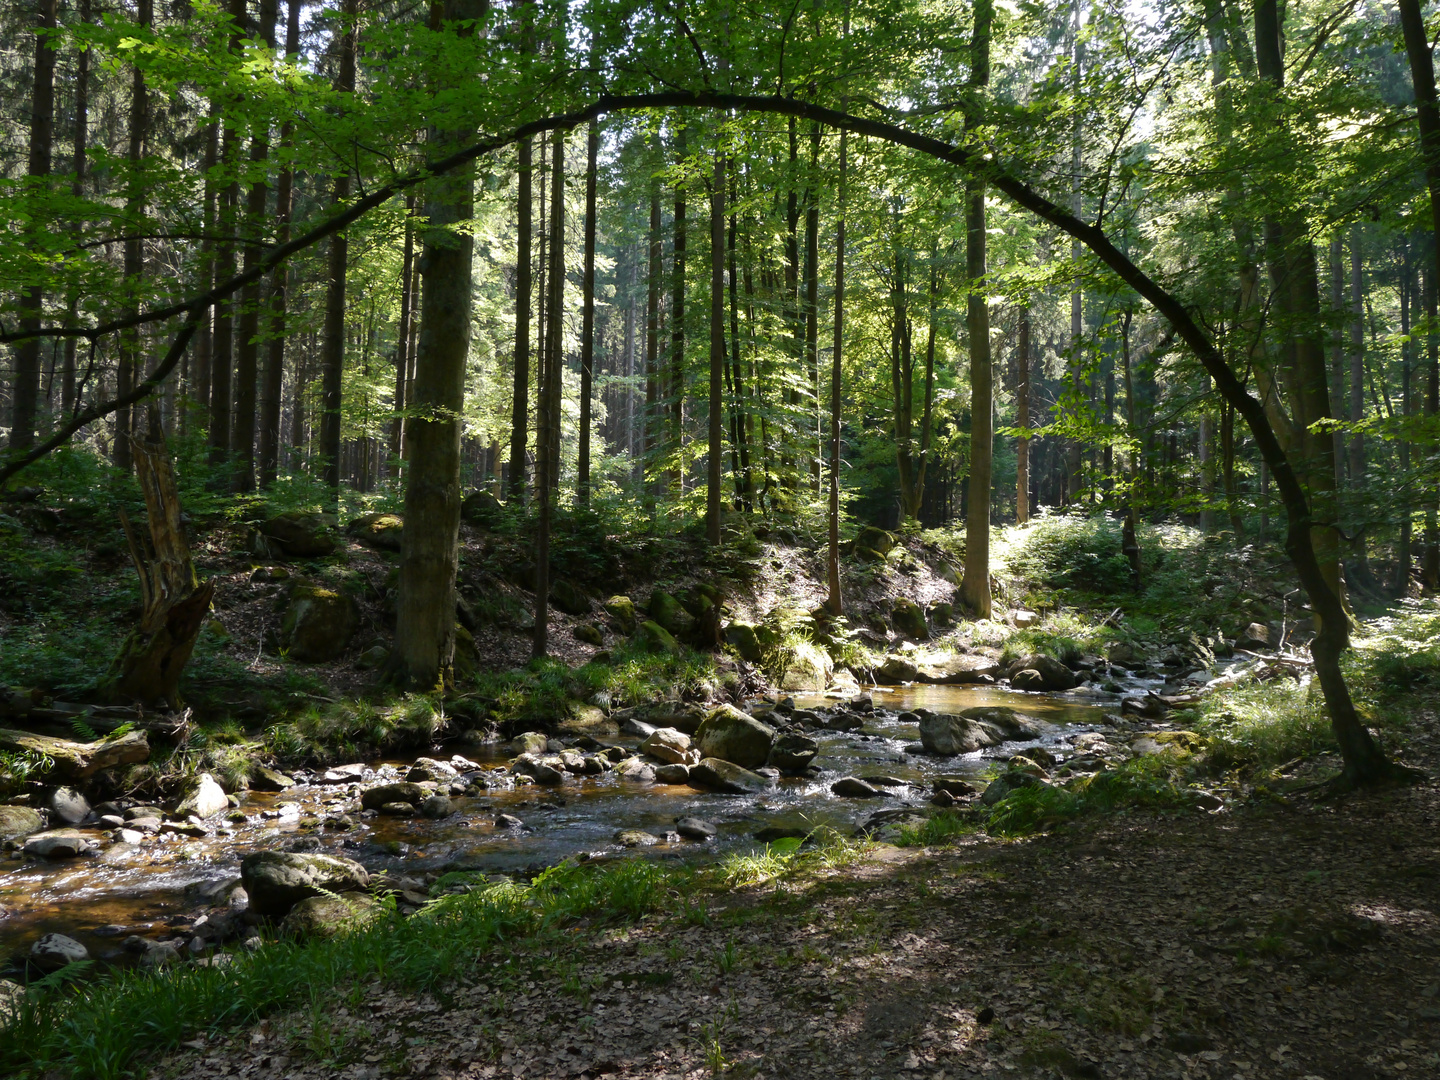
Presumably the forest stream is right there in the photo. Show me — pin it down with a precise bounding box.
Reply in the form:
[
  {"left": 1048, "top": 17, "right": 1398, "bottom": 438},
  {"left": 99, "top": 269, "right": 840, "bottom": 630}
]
[{"left": 0, "top": 683, "right": 1115, "bottom": 968}]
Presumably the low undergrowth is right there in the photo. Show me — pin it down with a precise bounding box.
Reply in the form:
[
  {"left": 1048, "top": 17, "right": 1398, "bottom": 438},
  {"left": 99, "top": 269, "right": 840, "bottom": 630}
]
[{"left": 0, "top": 835, "right": 861, "bottom": 1080}]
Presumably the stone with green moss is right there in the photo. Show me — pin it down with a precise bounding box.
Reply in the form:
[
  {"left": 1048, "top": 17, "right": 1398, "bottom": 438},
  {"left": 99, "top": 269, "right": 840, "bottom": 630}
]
[
  {"left": 890, "top": 597, "right": 929, "bottom": 640},
  {"left": 647, "top": 590, "right": 694, "bottom": 637},
  {"left": 281, "top": 584, "right": 360, "bottom": 663},
  {"left": 724, "top": 621, "right": 762, "bottom": 662},
  {"left": 634, "top": 620, "right": 681, "bottom": 654}
]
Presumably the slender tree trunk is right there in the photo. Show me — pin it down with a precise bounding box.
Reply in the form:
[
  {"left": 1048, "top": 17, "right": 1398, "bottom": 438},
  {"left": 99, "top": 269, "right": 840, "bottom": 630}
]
[
  {"left": 706, "top": 140, "right": 726, "bottom": 545},
  {"left": 318, "top": 0, "right": 358, "bottom": 505},
  {"left": 193, "top": 108, "right": 220, "bottom": 427},
  {"left": 1347, "top": 226, "right": 1365, "bottom": 496},
  {"left": 1065, "top": 0, "right": 1085, "bottom": 503},
  {"left": 395, "top": 0, "right": 487, "bottom": 689},
  {"left": 804, "top": 123, "right": 821, "bottom": 494},
  {"left": 208, "top": 124, "right": 239, "bottom": 471},
  {"left": 533, "top": 126, "right": 565, "bottom": 659},
  {"left": 1016, "top": 304, "right": 1031, "bottom": 523},
  {"left": 9, "top": 0, "right": 57, "bottom": 456},
  {"left": 826, "top": 29, "right": 849, "bottom": 616},
  {"left": 1427, "top": 263, "right": 1439, "bottom": 589},
  {"left": 231, "top": 0, "right": 277, "bottom": 492},
  {"left": 389, "top": 195, "right": 416, "bottom": 466},
  {"left": 645, "top": 164, "right": 661, "bottom": 507},
  {"left": 60, "top": 0, "right": 89, "bottom": 422},
  {"left": 1399, "top": 238, "right": 1413, "bottom": 595},
  {"left": 670, "top": 124, "right": 688, "bottom": 493},
  {"left": 115, "top": 0, "right": 153, "bottom": 472},
  {"left": 508, "top": 136, "right": 532, "bottom": 502},
  {"left": 960, "top": 0, "right": 994, "bottom": 617},
  {"left": 578, "top": 122, "right": 599, "bottom": 504}
]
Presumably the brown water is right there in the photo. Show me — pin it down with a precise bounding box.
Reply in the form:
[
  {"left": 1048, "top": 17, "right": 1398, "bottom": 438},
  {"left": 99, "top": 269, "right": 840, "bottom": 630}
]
[{"left": 1, "top": 685, "right": 1108, "bottom": 968}]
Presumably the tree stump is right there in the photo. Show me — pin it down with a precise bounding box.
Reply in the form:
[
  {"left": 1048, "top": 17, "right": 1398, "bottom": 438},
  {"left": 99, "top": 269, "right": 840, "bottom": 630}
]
[{"left": 102, "top": 434, "right": 214, "bottom": 709}]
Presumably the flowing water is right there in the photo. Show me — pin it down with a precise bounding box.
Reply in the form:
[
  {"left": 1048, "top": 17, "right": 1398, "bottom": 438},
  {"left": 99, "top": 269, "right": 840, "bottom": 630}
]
[{"left": 1, "top": 684, "right": 1112, "bottom": 968}]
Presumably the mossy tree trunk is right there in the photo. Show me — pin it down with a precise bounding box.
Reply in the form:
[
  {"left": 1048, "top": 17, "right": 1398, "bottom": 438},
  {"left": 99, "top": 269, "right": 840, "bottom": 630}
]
[{"left": 105, "top": 435, "right": 214, "bottom": 709}]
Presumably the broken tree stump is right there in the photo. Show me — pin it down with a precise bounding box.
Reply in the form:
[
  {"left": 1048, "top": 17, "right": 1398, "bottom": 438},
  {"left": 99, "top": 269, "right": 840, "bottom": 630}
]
[{"left": 102, "top": 434, "right": 214, "bottom": 709}]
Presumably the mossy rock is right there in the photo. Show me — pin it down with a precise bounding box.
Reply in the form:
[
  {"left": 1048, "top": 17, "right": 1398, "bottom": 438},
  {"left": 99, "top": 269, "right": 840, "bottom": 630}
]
[
  {"left": 780, "top": 641, "right": 832, "bottom": 691},
  {"left": 575, "top": 623, "right": 605, "bottom": 646},
  {"left": 259, "top": 511, "right": 337, "bottom": 558},
  {"left": 550, "top": 579, "right": 593, "bottom": 616},
  {"left": 724, "top": 621, "right": 762, "bottom": 663},
  {"left": 647, "top": 590, "right": 694, "bottom": 637},
  {"left": 634, "top": 620, "right": 681, "bottom": 654},
  {"left": 853, "top": 526, "right": 896, "bottom": 562},
  {"left": 281, "top": 584, "right": 360, "bottom": 662},
  {"left": 460, "top": 489, "right": 505, "bottom": 527},
  {"left": 890, "top": 597, "right": 929, "bottom": 640},
  {"left": 279, "top": 892, "right": 384, "bottom": 939},
  {"left": 346, "top": 512, "right": 403, "bottom": 552},
  {"left": 604, "top": 595, "right": 637, "bottom": 634}
]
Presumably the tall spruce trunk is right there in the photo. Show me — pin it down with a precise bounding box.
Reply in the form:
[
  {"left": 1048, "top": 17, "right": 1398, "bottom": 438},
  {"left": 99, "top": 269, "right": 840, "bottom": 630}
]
[
  {"left": 115, "top": 0, "right": 153, "bottom": 472},
  {"left": 508, "top": 135, "right": 532, "bottom": 502},
  {"left": 10, "top": 0, "right": 57, "bottom": 456},
  {"left": 389, "top": 195, "right": 416, "bottom": 466},
  {"left": 533, "top": 127, "right": 565, "bottom": 658},
  {"left": 645, "top": 164, "right": 662, "bottom": 506},
  {"left": 394, "top": 0, "right": 487, "bottom": 689},
  {"left": 318, "top": 0, "right": 358, "bottom": 503},
  {"left": 960, "top": 0, "right": 994, "bottom": 617},
  {"left": 1016, "top": 305, "right": 1031, "bottom": 523},
  {"left": 670, "top": 124, "right": 687, "bottom": 493},
  {"left": 61, "top": 0, "right": 89, "bottom": 421},
  {"left": 706, "top": 142, "right": 726, "bottom": 545},
  {"left": 578, "top": 122, "right": 599, "bottom": 504}
]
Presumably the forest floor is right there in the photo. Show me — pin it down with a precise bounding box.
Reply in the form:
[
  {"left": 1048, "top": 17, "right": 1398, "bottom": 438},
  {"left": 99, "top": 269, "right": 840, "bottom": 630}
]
[{"left": 145, "top": 719, "right": 1440, "bottom": 1080}]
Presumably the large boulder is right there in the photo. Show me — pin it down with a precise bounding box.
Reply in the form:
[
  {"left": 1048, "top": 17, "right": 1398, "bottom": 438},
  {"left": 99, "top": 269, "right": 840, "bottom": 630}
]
[
  {"left": 550, "top": 579, "right": 592, "bottom": 616},
  {"left": 460, "top": 489, "right": 505, "bottom": 527},
  {"left": 918, "top": 714, "right": 997, "bottom": 756},
  {"left": 604, "top": 595, "right": 637, "bottom": 634},
  {"left": 28, "top": 933, "right": 89, "bottom": 973},
  {"left": 0, "top": 727, "right": 149, "bottom": 779},
  {"left": 640, "top": 728, "right": 693, "bottom": 765},
  {"left": 780, "top": 641, "right": 832, "bottom": 692},
  {"left": 962, "top": 706, "right": 1046, "bottom": 741},
  {"left": 280, "top": 892, "right": 384, "bottom": 939},
  {"left": 259, "top": 511, "right": 336, "bottom": 558},
  {"left": 175, "top": 773, "right": 228, "bottom": 819},
  {"left": 694, "top": 704, "right": 775, "bottom": 769},
  {"left": 281, "top": 583, "right": 361, "bottom": 662},
  {"left": 240, "top": 850, "right": 371, "bottom": 918},
  {"left": 614, "top": 701, "right": 709, "bottom": 735},
  {"left": 0, "top": 805, "right": 44, "bottom": 841},
  {"left": 1005, "top": 654, "right": 1079, "bottom": 691},
  {"left": 647, "top": 591, "right": 694, "bottom": 638},
  {"left": 360, "top": 782, "right": 429, "bottom": 811},
  {"left": 346, "top": 512, "right": 403, "bottom": 552},
  {"left": 634, "top": 620, "right": 681, "bottom": 654},
  {"left": 724, "top": 621, "right": 763, "bottom": 663},
  {"left": 768, "top": 732, "right": 819, "bottom": 773},
  {"left": 891, "top": 598, "right": 929, "bottom": 640},
  {"left": 981, "top": 770, "right": 1049, "bottom": 806},
  {"left": 688, "top": 758, "right": 775, "bottom": 794}
]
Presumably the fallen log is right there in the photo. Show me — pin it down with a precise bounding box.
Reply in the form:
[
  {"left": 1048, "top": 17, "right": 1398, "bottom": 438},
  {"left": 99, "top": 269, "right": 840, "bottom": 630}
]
[{"left": 0, "top": 727, "right": 150, "bottom": 778}]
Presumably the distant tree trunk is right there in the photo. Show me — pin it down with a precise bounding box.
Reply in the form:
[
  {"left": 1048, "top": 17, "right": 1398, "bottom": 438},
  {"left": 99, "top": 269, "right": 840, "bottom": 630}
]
[
  {"left": 193, "top": 108, "right": 220, "bottom": 427},
  {"left": 389, "top": 195, "right": 416, "bottom": 466},
  {"left": 208, "top": 122, "right": 239, "bottom": 471},
  {"left": 804, "top": 123, "right": 822, "bottom": 494},
  {"left": 670, "top": 124, "right": 688, "bottom": 493},
  {"left": 259, "top": 0, "right": 302, "bottom": 488},
  {"left": 232, "top": 0, "right": 277, "bottom": 492},
  {"left": 727, "top": 182, "right": 753, "bottom": 508},
  {"left": 1398, "top": 239, "right": 1414, "bottom": 594},
  {"left": 578, "top": 121, "right": 599, "bottom": 504},
  {"left": 508, "top": 135, "right": 532, "bottom": 502},
  {"left": 1347, "top": 226, "right": 1365, "bottom": 494},
  {"left": 319, "top": 0, "right": 358, "bottom": 505},
  {"left": 1427, "top": 265, "right": 1439, "bottom": 589},
  {"left": 1016, "top": 304, "right": 1031, "bottom": 523},
  {"left": 533, "top": 127, "right": 565, "bottom": 659},
  {"left": 115, "top": 0, "right": 153, "bottom": 473},
  {"left": 9, "top": 0, "right": 57, "bottom": 457},
  {"left": 1065, "top": 1, "right": 1085, "bottom": 503},
  {"left": 960, "top": 0, "right": 994, "bottom": 618},
  {"left": 394, "top": 0, "right": 486, "bottom": 690},
  {"left": 706, "top": 142, "right": 726, "bottom": 545},
  {"left": 104, "top": 434, "right": 215, "bottom": 708}
]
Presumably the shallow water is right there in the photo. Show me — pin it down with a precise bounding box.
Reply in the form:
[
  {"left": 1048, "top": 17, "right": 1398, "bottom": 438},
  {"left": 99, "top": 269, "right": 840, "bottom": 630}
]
[{"left": 1, "top": 684, "right": 1109, "bottom": 967}]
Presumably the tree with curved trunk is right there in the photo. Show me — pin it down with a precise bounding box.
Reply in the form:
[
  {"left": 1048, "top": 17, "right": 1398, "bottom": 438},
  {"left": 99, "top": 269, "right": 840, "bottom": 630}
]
[{"left": 394, "top": 0, "right": 487, "bottom": 690}]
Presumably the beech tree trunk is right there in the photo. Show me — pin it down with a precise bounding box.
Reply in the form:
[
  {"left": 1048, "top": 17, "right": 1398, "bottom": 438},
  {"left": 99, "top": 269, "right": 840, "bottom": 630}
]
[{"left": 394, "top": 0, "right": 486, "bottom": 690}]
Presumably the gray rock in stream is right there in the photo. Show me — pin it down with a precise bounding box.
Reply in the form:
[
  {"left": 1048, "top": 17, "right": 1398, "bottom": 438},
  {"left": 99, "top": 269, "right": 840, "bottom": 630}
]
[
  {"left": 694, "top": 705, "right": 775, "bottom": 769},
  {"left": 831, "top": 777, "right": 882, "bottom": 798},
  {"left": 688, "top": 758, "right": 774, "bottom": 794},
  {"left": 0, "top": 805, "right": 43, "bottom": 841},
  {"left": 23, "top": 830, "right": 97, "bottom": 859},
  {"left": 675, "top": 816, "right": 717, "bottom": 840},
  {"left": 28, "top": 933, "right": 89, "bottom": 972},
  {"left": 47, "top": 786, "right": 91, "bottom": 825},
  {"left": 240, "top": 850, "right": 370, "bottom": 918}
]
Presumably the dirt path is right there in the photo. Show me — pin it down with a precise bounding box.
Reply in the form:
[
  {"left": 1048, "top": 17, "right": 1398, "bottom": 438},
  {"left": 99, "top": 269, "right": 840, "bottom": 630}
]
[{"left": 152, "top": 756, "right": 1439, "bottom": 1080}]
